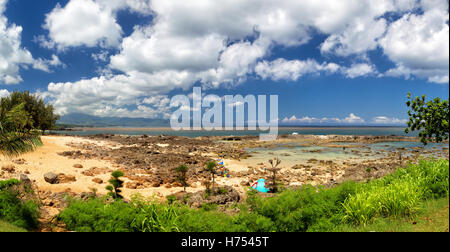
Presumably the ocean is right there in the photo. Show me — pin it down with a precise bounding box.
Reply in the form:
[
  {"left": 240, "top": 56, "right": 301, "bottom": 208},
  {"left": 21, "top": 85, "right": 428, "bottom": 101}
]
[{"left": 51, "top": 126, "right": 418, "bottom": 137}]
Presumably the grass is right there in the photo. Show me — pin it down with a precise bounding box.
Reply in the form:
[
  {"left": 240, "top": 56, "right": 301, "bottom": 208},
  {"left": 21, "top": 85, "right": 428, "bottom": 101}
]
[
  {"left": 342, "top": 159, "right": 449, "bottom": 225},
  {"left": 0, "top": 220, "right": 27, "bottom": 232},
  {"left": 334, "top": 197, "right": 449, "bottom": 232}
]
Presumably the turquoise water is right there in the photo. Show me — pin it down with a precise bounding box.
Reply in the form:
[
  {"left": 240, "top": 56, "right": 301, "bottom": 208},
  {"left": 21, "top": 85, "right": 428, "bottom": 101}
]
[
  {"left": 243, "top": 141, "right": 448, "bottom": 166},
  {"left": 51, "top": 127, "right": 418, "bottom": 137}
]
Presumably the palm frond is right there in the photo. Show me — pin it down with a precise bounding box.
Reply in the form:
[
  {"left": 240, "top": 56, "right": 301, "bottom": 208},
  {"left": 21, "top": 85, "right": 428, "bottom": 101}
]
[{"left": 0, "top": 131, "right": 42, "bottom": 157}]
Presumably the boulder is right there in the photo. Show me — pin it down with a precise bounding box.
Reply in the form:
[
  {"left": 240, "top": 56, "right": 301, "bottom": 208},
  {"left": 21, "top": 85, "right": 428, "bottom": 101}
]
[
  {"left": 44, "top": 172, "right": 59, "bottom": 184},
  {"left": 1, "top": 164, "right": 15, "bottom": 173},
  {"left": 58, "top": 174, "right": 76, "bottom": 183},
  {"left": 73, "top": 164, "right": 83, "bottom": 169},
  {"left": 92, "top": 178, "right": 103, "bottom": 184},
  {"left": 19, "top": 174, "right": 32, "bottom": 184}
]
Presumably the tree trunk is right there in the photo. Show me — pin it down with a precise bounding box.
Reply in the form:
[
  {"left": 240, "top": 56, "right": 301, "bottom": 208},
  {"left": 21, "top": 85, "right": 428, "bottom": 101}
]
[{"left": 212, "top": 174, "right": 215, "bottom": 194}]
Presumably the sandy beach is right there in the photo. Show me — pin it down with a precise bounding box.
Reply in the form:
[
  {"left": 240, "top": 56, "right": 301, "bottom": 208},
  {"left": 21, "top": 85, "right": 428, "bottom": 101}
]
[
  {"left": 1, "top": 134, "right": 448, "bottom": 201},
  {"left": 0, "top": 136, "right": 208, "bottom": 200}
]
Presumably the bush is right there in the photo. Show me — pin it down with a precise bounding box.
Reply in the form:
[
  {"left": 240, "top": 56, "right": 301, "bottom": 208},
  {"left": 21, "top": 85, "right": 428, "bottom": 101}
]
[
  {"left": 0, "top": 179, "right": 40, "bottom": 230},
  {"left": 246, "top": 181, "right": 359, "bottom": 232}
]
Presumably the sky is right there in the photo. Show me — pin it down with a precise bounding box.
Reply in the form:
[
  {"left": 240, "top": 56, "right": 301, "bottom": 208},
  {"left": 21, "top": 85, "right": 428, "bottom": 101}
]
[{"left": 0, "top": 0, "right": 448, "bottom": 126}]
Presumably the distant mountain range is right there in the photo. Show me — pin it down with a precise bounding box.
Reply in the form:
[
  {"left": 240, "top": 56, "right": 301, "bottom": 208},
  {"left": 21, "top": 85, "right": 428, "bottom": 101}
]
[{"left": 57, "top": 113, "right": 170, "bottom": 127}]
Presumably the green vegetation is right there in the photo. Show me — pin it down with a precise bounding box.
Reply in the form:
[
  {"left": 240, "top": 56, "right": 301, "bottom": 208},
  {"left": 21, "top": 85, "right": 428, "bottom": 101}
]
[
  {"left": 56, "top": 159, "right": 449, "bottom": 232},
  {"left": 175, "top": 164, "right": 189, "bottom": 192},
  {"left": 205, "top": 160, "right": 218, "bottom": 194},
  {"left": 342, "top": 159, "right": 448, "bottom": 225},
  {"left": 335, "top": 197, "right": 449, "bottom": 232},
  {"left": 0, "top": 179, "right": 40, "bottom": 230},
  {"left": 0, "top": 220, "right": 27, "bottom": 232},
  {"left": 405, "top": 92, "right": 449, "bottom": 145},
  {"left": 0, "top": 91, "right": 59, "bottom": 134},
  {"left": 106, "top": 170, "right": 125, "bottom": 199},
  {"left": 0, "top": 91, "right": 59, "bottom": 156}
]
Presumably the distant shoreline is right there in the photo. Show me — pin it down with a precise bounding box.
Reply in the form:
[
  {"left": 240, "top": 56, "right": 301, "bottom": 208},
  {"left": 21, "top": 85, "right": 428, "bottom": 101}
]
[{"left": 60, "top": 125, "right": 406, "bottom": 132}]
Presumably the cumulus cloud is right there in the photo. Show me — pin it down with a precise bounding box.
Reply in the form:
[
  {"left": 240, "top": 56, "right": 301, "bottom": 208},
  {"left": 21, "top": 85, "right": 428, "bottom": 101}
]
[
  {"left": 380, "top": 0, "right": 449, "bottom": 83},
  {"left": 41, "top": 0, "right": 153, "bottom": 50},
  {"left": 372, "top": 116, "right": 407, "bottom": 125},
  {"left": 282, "top": 113, "right": 365, "bottom": 125},
  {"left": 45, "top": 70, "right": 195, "bottom": 117},
  {"left": 343, "top": 63, "right": 378, "bottom": 78},
  {"left": 1, "top": 0, "right": 61, "bottom": 84},
  {"left": 40, "top": 0, "right": 448, "bottom": 117},
  {"left": 43, "top": 0, "right": 123, "bottom": 49},
  {"left": 255, "top": 58, "right": 340, "bottom": 81}
]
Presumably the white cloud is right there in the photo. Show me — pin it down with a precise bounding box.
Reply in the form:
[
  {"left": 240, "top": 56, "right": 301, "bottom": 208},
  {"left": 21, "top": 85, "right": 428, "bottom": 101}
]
[
  {"left": 44, "top": 70, "right": 195, "bottom": 117},
  {"left": 343, "top": 113, "right": 365, "bottom": 124},
  {"left": 0, "top": 88, "right": 10, "bottom": 98},
  {"left": 282, "top": 113, "right": 365, "bottom": 125},
  {"left": 255, "top": 58, "right": 340, "bottom": 81},
  {"left": 0, "top": 1, "right": 33, "bottom": 84},
  {"left": 32, "top": 55, "right": 65, "bottom": 72},
  {"left": 41, "top": 0, "right": 153, "bottom": 50},
  {"left": 372, "top": 116, "right": 407, "bottom": 125},
  {"left": 43, "top": 0, "right": 123, "bottom": 49},
  {"left": 343, "top": 63, "right": 377, "bottom": 78},
  {"left": 1, "top": 0, "right": 60, "bottom": 84},
  {"left": 320, "top": 0, "right": 418, "bottom": 56},
  {"left": 91, "top": 50, "right": 109, "bottom": 62},
  {"left": 110, "top": 30, "right": 227, "bottom": 74},
  {"left": 380, "top": 0, "right": 449, "bottom": 83}
]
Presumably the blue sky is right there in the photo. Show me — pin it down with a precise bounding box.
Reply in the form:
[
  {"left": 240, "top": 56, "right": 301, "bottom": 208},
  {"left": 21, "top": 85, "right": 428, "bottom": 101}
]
[{"left": 0, "top": 0, "right": 448, "bottom": 126}]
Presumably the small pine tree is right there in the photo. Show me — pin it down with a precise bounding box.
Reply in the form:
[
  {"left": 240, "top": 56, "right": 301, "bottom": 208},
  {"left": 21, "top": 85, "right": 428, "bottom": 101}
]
[
  {"left": 106, "top": 170, "right": 124, "bottom": 199},
  {"left": 205, "top": 160, "right": 218, "bottom": 194},
  {"left": 175, "top": 164, "right": 189, "bottom": 192}
]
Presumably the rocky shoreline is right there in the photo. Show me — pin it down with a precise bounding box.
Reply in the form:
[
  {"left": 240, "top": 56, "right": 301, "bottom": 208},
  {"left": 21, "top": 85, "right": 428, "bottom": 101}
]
[{"left": 0, "top": 133, "right": 448, "bottom": 231}]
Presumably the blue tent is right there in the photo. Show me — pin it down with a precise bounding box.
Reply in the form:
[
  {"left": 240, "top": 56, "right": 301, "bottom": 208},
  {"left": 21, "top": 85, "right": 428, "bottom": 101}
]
[{"left": 251, "top": 179, "right": 270, "bottom": 193}]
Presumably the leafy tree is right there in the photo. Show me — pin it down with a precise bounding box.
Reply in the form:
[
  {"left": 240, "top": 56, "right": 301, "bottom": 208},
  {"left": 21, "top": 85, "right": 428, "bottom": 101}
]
[
  {"left": 405, "top": 92, "right": 449, "bottom": 145},
  {"left": 205, "top": 160, "right": 218, "bottom": 194},
  {"left": 0, "top": 91, "right": 60, "bottom": 134},
  {"left": 175, "top": 164, "right": 189, "bottom": 192},
  {"left": 0, "top": 103, "right": 42, "bottom": 156},
  {"left": 0, "top": 91, "right": 59, "bottom": 156},
  {"left": 106, "top": 171, "right": 125, "bottom": 199}
]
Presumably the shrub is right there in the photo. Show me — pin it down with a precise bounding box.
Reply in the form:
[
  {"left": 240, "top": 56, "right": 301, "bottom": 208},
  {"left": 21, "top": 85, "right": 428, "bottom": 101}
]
[
  {"left": 0, "top": 179, "right": 40, "bottom": 230},
  {"left": 175, "top": 164, "right": 189, "bottom": 192},
  {"left": 246, "top": 181, "right": 359, "bottom": 232},
  {"left": 57, "top": 197, "right": 137, "bottom": 232}
]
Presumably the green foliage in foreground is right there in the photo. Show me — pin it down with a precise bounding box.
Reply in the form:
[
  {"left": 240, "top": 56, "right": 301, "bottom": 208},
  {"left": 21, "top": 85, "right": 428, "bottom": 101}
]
[
  {"left": 0, "top": 220, "right": 27, "bottom": 232},
  {"left": 335, "top": 197, "right": 449, "bottom": 232},
  {"left": 57, "top": 159, "right": 449, "bottom": 232},
  {"left": 0, "top": 179, "right": 40, "bottom": 230},
  {"left": 342, "top": 159, "right": 449, "bottom": 225}
]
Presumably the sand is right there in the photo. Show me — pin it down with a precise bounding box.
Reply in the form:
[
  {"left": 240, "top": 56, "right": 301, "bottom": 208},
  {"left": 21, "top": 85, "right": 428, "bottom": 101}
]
[{"left": 0, "top": 136, "right": 215, "bottom": 200}]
